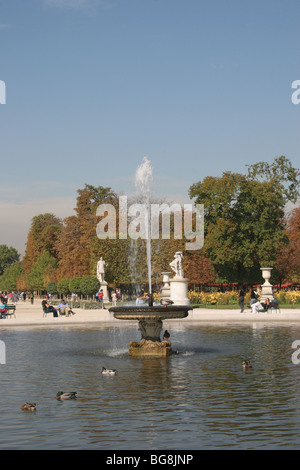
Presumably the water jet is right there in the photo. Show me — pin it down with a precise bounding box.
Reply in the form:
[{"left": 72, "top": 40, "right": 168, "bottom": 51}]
[{"left": 109, "top": 157, "right": 191, "bottom": 356}]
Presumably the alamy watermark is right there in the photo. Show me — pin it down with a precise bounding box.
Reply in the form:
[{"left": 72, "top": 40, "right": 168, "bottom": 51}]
[
  {"left": 96, "top": 196, "right": 204, "bottom": 251},
  {"left": 291, "top": 80, "right": 300, "bottom": 105},
  {"left": 0, "top": 340, "right": 6, "bottom": 364},
  {"left": 291, "top": 340, "right": 300, "bottom": 364},
  {"left": 0, "top": 80, "right": 6, "bottom": 104}
]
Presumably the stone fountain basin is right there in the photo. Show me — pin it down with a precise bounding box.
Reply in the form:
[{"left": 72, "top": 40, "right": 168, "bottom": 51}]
[{"left": 109, "top": 305, "right": 191, "bottom": 321}]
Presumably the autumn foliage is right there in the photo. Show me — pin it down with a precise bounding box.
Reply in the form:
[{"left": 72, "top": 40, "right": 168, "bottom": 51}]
[{"left": 0, "top": 155, "right": 299, "bottom": 293}]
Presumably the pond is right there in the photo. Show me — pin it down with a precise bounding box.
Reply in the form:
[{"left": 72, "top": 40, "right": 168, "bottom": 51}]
[{"left": 1, "top": 321, "right": 300, "bottom": 450}]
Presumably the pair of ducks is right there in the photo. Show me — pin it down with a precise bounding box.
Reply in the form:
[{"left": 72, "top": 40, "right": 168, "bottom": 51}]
[{"left": 21, "top": 392, "right": 78, "bottom": 410}]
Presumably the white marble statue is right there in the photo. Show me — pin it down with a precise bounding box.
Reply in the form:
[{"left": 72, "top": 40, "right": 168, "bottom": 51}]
[
  {"left": 169, "top": 251, "right": 184, "bottom": 279},
  {"left": 97, "top": 257, "right": 107, "bottom": 283}
]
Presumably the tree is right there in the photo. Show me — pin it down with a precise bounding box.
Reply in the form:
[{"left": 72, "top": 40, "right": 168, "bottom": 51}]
[
  {"left": 189, "top": 157, "right": 299, "bottom": 283},
  {"left": 23, "top": 214, "right": 63, "bottom": 273},
  {"left": 183, "top": 251, "right": 216, "bottom": 286},
  {"left": 80, "top": 276, "right": 100, "bottom": 297},
  {"left": 69, "top": 277, "right": 83, "bottom": 295},
  {"left": 0, "top": 245, "right": 20, "bottom": 276},
  {"left": 55, "top": 185, "right": 118, "bottom": 279},
  {"left": 57, "top": 278, "right": 71, "bottom": 296},
  {"left": 55, "top": 215, "right": 85, "bottom": 279},
  {"left": 0, "top": 262, "right": 24, "bottom": 291},
  {"left": 274, "top": 206, "right": 300, "bottom": 284},
  {"left": 27, "top": 251, "right": 57, "bottom": 291},
  {"left": 46, "top": 282, "right": 58, "bottom": 296},
  {"left": 288, "top": 206, "right": 300, "bottom": 281}
]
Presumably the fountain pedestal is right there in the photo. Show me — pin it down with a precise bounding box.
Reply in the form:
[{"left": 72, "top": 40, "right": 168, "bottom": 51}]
[
  {"left": 170, "top": 278, "right": 190, "bottom": 306},
  {"left": 129, "top": 338, "right": 172, "bottom": 357},
  {"left": 110, "top": 305, "right": 190, "bottom": 357},
  {"left": 169, "top": 251, "right": 190, "bottom": 306}
]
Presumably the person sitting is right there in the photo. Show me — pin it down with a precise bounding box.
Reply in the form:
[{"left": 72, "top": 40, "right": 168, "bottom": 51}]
[
  {"left": 42, "top": 296, "right": 58, "bottom": 317},
  {"left": 261, "top": 298, "right": 279, "bottom": 311},
  {"left": 251, "top": 301, "right": 265, "bottom": 313},
  {"left": 0, "top": 298, "right": 7, "bottom": 319},
  {"left": 261, "top": 298, "right": 271, "bottom": 311},
  {"left": 57, "top": 299, "right": 75, "bottom": 317},
  {"left": 136, "top": 295, "right": 144, "bottom": 305}
]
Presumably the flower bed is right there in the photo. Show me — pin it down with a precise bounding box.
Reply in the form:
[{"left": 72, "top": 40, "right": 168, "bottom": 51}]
[{"left": 188, "top": 290, "right": 300, "bottom": 306}]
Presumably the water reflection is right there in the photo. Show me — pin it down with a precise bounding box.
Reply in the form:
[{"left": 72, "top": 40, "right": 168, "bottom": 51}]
[{"left": 1, "top": 323, "right": 300, "bottom": 449}]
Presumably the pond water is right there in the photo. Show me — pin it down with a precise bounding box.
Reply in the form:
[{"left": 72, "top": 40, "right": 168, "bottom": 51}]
[{"left": 1, "top": 321, "right": 300, "bottom": 450}]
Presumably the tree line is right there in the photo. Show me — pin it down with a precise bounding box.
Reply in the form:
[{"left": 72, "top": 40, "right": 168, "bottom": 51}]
[{"left": 0, "top": 156, "right": 299, "bottom": 294}]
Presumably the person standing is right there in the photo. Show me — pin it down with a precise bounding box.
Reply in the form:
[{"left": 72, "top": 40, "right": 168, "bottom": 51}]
[
  {"left": 111, "top": 291, "right": 117, "bottom": 306},
  {"left": 238, "top": 288, "right": 245, "bottom": 313},
  {"left": 98, "top": 289, "right": 104, "bottom": 309},
  {"left": 11, "top": 292, "right": 19, "bottom": 307},
  {"left": 250, "top": 289, "right": 259, "bottom": 306}
]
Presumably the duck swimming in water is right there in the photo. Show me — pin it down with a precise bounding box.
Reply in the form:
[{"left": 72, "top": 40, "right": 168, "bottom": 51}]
[
  {"left": 21, "top": 402, "right": 37, "bottom": 411},
  {"left": 102, "top": 367, "right": 117, "bottom": 375},
  {"left": 163, "top": 330, "right": 170, "bottom": 341},
  {"left": 242, "top": 360, "right": 252, "bottom": 369},
  {"left": 55, "top": 391, "right": 77, "bottom": 400}
]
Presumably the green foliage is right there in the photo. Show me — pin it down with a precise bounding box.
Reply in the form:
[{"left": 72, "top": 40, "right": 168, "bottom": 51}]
[
  {"left": 0, "top": 262, "right": 24, "bottom": 291},
  {"left": 46, "top": 282, "right": 58, "bottom": 295},
  {"left": 69, "top": 277, "right": 83, "bottom": 295},
  {"left": 27, "top": 251, "right": 57, "bottom": 290},
  {"left": 189, "top": 157, "right": 299, "bottom": 283},
  {"left": 0, "top": 245, "right": 20, "bottom": 276},
  {"left": 57, "top": 278, "right": 71, "bottom": 295},
  {"left": 246, "top": 156, "right": 300, "bottom": 203},
  {"left": 80, "top": 276, "right": 100, "bottom": 296}
]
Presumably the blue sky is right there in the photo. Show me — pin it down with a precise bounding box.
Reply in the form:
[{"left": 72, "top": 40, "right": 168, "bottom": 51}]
[{"left": 0, "top": 0, "right": 299, "bottom": 254}]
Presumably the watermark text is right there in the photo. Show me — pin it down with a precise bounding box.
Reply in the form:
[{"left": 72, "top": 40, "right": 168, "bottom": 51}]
[
  {"left": 0, "top": 80, "right": 6, "bottom": 104},
  {"left": 96, "top": 196, "right": 204, "bottom": 251},
  {"left": 291, "top": 80, "right": 300, "bottom": 105},
  {"left": 0, "top": 340, "right": 6, "bottom": 364}
]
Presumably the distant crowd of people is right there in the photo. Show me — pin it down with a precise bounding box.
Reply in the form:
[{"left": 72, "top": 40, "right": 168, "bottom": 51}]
[{"left": 0, "top": 291, "right": 35, "bottom": 305}]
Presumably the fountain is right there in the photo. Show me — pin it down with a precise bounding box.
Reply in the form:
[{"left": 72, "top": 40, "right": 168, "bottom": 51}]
[{"left": 109, "top": 157, "right": 191, "bottom": 356}]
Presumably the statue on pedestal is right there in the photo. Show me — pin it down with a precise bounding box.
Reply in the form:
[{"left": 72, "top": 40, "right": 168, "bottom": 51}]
[
  {"left": 169, "top": 251, "right": 184, "bottom": 279},
  {"left": 96, "top": 257, "right": 109, "bottom": 302},
  {"left": 169, "top": 252, "right": 190, "bottom": 306},
  {"left": 97, "top": 257, "right": 107, "bottom": 283}
]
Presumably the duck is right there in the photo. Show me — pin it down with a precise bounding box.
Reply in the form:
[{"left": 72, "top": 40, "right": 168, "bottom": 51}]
[
  {"left": 55, "top": 391, "right": 77, "bottom": 400},
  {"left": 163, "top": 330, "right": 170, "bottom": 341},
  {"left": 242, "top": 360, "right": 252, "bottom": 369},
  {"left": 160, "top": 299, "right": 174, "bottom": 306},
  {"left": 102, "top": 366, "right": 117, "bottom": 376},
  {"left": 20, "top": 402, "right": 37, "bottom": 411}
]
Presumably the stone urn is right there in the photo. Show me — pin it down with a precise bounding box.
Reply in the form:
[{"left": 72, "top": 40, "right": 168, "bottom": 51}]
[{"left": 260, "top": 267, "right": 274, "bottom": 301}]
